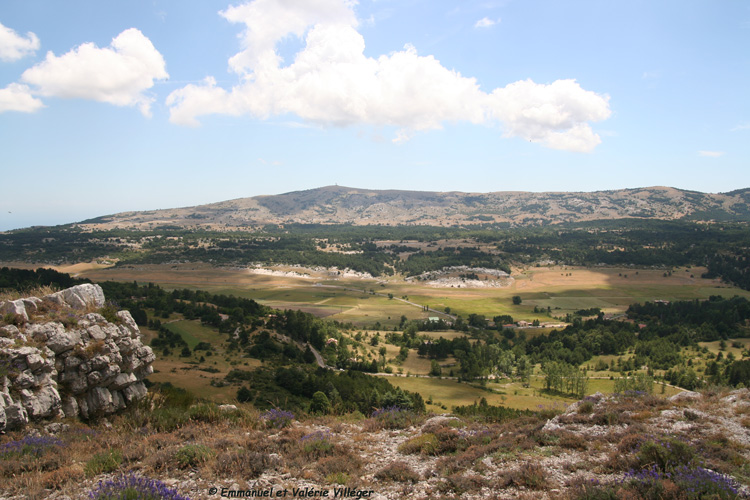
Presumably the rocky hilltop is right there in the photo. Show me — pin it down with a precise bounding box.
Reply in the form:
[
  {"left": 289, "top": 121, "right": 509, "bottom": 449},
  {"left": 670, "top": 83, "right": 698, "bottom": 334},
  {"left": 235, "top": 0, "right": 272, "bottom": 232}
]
[
  {"left": 0, "top": 284, "right": 154, "bottom": 431},
  {"left": 77, "top": 185, "right": 750, "bottom": 229}
]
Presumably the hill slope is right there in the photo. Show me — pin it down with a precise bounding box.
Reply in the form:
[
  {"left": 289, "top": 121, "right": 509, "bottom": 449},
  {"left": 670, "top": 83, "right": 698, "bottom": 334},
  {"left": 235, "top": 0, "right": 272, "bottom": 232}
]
[{"left": 78, "top": 185, "right": 750, "bottom": 230}]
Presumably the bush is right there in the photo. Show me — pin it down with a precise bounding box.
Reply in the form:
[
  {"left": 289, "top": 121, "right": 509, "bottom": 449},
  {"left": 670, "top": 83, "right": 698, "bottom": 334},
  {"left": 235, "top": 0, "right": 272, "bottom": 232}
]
[
  {"left": 301, "top": 431, "right": 334, "bottom": 457},
  {"left": 375, "top": 461, "right": 420, "bottom": 483},
  {"left": 261, "top": 408, "right": 295, "bottom": 429},
  {"left": 637, "top": 437, "right": 696, "bottom": 473},
  {"left": 398, "top": 433, "right": 439, "bottom": 455},
  {"left": 369, "top": 406, "right": 418, "bottom": 430},
  {"left": 88, "top": 473, "right": 190, "bottom": 500},
  {"left": 174, "top": 445, "right": 215, "bottom": 469},
  {"left": 85, "top": 449, "right": 123, "bottom": 477}
]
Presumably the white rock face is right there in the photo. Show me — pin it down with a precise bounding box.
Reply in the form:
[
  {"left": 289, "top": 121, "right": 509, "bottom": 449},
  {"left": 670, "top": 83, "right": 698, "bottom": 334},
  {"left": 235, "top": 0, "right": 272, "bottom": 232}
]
[
  {"left": 43, "top": 283, "right": 106, "bottom": 309},
  {"left": 0, "top": 286, "right": 154, "bottom": 430}
]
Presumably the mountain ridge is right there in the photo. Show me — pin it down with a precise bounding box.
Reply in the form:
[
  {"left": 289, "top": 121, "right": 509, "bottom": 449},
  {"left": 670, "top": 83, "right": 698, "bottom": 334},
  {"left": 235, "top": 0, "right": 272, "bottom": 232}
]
[{"left": 76, "top": 185, "right": 750, "bottom": 230}]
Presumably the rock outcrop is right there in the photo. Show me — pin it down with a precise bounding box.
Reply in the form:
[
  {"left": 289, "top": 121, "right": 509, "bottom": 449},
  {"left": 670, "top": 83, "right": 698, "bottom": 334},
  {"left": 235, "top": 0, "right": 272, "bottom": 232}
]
[{"left": 0, "top": 284, "right": 154, "bottom": 431}]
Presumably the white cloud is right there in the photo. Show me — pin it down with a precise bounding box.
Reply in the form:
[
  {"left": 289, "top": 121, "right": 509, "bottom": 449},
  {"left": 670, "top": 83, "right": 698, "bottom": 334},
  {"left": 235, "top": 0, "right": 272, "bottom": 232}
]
[
  {"left": 698, "top": 150, "right": 725, "bottom": 157},
  {"left": 167, "top": 0, "right": 610, "bottom": 152},
  {"left": 0, "top": 83, "right": 44, "bottom": 113},
  {"left": 0, "top": 22, "right": 40, "bottom": 62},
  {"left": 474, "top": 17, "right": 499, "bottom": 28},
  {"left": 21, "top": 28, "right": 168, "bottom": 116}
]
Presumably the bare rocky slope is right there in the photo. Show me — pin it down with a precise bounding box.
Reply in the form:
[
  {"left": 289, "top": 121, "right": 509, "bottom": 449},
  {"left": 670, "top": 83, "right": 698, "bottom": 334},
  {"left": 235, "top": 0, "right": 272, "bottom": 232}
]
[{"left": 77, "top": 185, "right": 750, "bottom": 230}]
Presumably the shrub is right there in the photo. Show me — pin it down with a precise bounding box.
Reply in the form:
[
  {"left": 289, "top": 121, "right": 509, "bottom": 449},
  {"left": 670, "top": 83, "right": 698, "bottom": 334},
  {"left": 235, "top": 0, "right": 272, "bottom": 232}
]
[
  {"left": 0, "top": 435, "right": 65, "bottom": 458},
  {"left": 369, "top": 406, "right": 417, "bottom": 430},
  {"left": 214, "top": 451, "right": 278, "bottom": 479},
  {"left": 398, "top": 433, "right": 439, "bottom": 455},
  {"left": 637, "top": 437, "right": 696, "bottom": 473},
  {"left": 174, "top": 444, "right": 215, "bottom": 469},
  {"left": 261, "top": 409, "right": 295, "bottom": 429},
  {"left": 301, "top": 430, "right": 334, "bottom": 457},
  {"left": 85, "top": 449, "right": 123, "bottom": 477},
  {"left": 88, "top": 473, "right": 190, "bottom": 500},
  {"left": 98, "top": 303, "right": 122, "bottom": 324},
  {"left": 622, "top": 465, "right": 743, "bottom": 500},
  {"left": 375, "top": 461, "right": 420, "bottom": 483}
]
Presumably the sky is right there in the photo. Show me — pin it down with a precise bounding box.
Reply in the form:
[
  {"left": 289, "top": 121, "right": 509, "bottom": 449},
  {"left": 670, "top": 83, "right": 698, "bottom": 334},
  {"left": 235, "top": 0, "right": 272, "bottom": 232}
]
[{"left": 0, "top": 0, "right": 748, "bottom": 231}]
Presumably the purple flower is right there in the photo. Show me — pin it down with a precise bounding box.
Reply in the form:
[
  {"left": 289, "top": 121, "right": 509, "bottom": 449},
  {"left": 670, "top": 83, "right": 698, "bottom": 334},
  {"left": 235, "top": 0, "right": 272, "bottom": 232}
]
[{"left": 89, "top": 474, "right": 191, "bottom": 500}]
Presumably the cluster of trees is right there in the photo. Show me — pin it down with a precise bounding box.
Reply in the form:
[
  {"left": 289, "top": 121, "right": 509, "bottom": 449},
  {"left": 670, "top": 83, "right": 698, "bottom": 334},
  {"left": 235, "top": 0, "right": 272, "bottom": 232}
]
[
  {"left": 396, "top": 247, "right": 510, "bottom": 277},
  {"left": 0, "top": 267, "right": 89, "bottom": 292},
  {"left": 541, "top": 360, "right": 589, "bottom": 398},
  {"left": 99, "top": 281, "right": 267, "bottom": 333},
  {"left": 627, "top": 296, "right": 750, "bottom": 341},
  {"left": 231, "top": 366, "right": 424, "bottom": 414}
]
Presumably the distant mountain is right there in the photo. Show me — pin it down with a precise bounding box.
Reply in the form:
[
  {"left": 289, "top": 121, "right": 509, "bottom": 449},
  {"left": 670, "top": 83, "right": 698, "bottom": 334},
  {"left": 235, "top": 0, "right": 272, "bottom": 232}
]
[{"left": 78, "top": 185, "right": 750, "bottom": 229}]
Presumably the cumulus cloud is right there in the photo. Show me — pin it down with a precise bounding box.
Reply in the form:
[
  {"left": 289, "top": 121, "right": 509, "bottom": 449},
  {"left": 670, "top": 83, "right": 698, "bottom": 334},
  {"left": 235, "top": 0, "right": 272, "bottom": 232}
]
[
  {"left": 698, "top": 150, "right": 725, "bottom": 157},
  {"left": 474, "top": 17, "right": 499, "bottom": 28},
  {"left": 167, "top": 0, "right": 611, "bottom": 152},
  {"left": 0, "top": 22, "right": 40, "bottom": 62},
  {"left": 21, "top": 28, "right": 168, "bottom": 116},
  {"left": 0, "top": 83, "right": 44, "bottom": 113}
]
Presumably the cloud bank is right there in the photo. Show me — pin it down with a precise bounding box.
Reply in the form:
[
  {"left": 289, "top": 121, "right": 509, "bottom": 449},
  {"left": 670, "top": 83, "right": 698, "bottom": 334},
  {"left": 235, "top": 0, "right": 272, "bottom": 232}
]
[
  {"left": 167, "top": 0, "right": 610, "bottom": 152},
  {"left": 20, "top": 28, "right": 168, "bottom": 116},
  {"left": 0, "top": 22, "right": 40, "bottom": 62}
]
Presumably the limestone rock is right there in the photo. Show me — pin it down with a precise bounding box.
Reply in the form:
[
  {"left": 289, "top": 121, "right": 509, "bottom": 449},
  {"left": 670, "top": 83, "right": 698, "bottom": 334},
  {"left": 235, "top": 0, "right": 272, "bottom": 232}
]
[
  {"left": 45, "top": 283, "right": 106, "bottom": 309},
  {"left": 0, "top": 299, "right": 28, "bottom": 322},
  {"left": 669, "top": 391, "right": 702, "bottom": 403},
  {"left": 0, "top": 285, "right": 153, "bottom": 430}
]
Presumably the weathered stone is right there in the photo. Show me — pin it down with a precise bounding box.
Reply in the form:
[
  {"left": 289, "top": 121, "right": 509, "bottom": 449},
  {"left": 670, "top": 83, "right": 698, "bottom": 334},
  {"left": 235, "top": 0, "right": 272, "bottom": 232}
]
[
  {"left": 47, "top": 328, "right": 82, "bottom": 354},
  {"left": 112, "top": 390, "right": 126, "bottom": 411},
  {"left": 26, "top": 352, "right": 46, "bottom": 371},
  {"left": 669, "top": 391, "right": 702, "bottom": 403},
  {"left": 123, "top": 381, "right": 147, "bottom": 403},
  {"left": 110, "top": 372, "right": 137, "bottom": 390},
  {"left": 84, "top": 313, "right": 106, "bottom": 323},
  {"left": 0, "top": 324, "right": 23, "bottom": 340},
  {"left": 0, "top": 299, "right": 28, "bottom": 322},
  {"left": 14, "top": 369, "right": 35, "bottom": 388},
  {"left": 1, "top": 285, "right": 152, "bottom": 428},
  {"left": 22, "top": 297, "right": 43, "bottom": 314},
  {"left": 62, "top": 395, "right": 79, "bottom": 418},
  {"left": 86, "top": 387, "right": 114, "bottom": 416},
  {"left": 117, "top": 310, "right": 139, "bottom": 335},
  {"left": 87, "top": 324, "right": 107, "bottom": 341},
  {"left": 46, "top": 284, "right": 106, "bottom": 309},
  {"left": 22, "top": 385, "right": 61, "bottom": 418},
  {"left": 4, "top": 402, "right": 29, "bottom": 429}
]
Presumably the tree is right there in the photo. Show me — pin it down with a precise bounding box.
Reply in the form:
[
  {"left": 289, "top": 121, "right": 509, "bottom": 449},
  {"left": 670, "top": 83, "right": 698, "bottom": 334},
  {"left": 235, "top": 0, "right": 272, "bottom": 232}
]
[
  {"left": 310, "top": 391, "right": 331, "bottom": 415},
  {"left": 430, "top": 360, "right": 442, "bottom": 377},
  {"left": 237, "top": 386, "right": 252, "bottom": 403},
  {"left": 512, "top": 295, "right": 522, "bottom": 305}
]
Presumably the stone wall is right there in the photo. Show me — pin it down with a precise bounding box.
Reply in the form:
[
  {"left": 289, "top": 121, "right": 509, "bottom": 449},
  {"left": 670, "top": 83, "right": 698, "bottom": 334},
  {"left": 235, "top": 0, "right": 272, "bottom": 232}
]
[{"left": 0, "top": 284, "right": 155, "bottom": 431}]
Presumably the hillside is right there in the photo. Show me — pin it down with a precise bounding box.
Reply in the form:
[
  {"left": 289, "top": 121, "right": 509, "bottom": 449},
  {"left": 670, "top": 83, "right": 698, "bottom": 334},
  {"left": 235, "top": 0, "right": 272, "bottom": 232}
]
[{"left": 77, "top": 185, "right": 750, "bottom": 230}]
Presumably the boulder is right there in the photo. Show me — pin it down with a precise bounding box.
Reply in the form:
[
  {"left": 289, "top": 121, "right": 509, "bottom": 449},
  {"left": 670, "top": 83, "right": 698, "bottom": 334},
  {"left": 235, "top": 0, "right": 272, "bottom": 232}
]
[
  {"left": 45, "top": 284, "right": 106, "bottom": 309},
  {"left": 0, "top": 299, "right": 28, "bottom": 322}
]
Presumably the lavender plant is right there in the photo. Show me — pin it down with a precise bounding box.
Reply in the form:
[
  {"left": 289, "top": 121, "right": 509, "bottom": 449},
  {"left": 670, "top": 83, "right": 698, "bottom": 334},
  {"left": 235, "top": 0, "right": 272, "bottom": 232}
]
[
  {"left": 0, "top": 435, "right": 65, "bottom": 458},
  {"left": 260, "top": 408, "right": 295, "bottom": 429},
  {"left": 371, "top": 406, "right": 416, "bottom": 429},
  {"left": 89, "top": 474, "right": 191, "bottom": 500},
  {"left": 300, "top": 430, "right": 333, "bottom": 455}
]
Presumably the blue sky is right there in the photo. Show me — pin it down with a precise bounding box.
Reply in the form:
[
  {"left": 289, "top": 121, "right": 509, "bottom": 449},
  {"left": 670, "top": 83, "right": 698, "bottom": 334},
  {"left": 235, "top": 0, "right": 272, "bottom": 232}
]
[{"left": 1, "top": 0, "right": 748, "bottom": 231}]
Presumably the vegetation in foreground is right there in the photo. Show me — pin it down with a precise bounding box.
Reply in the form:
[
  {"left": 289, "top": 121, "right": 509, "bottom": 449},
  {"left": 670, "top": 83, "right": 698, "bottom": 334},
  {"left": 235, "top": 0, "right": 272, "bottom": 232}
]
[{"left": 1, "top": 385, "right": 750, "bottom": 499}]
